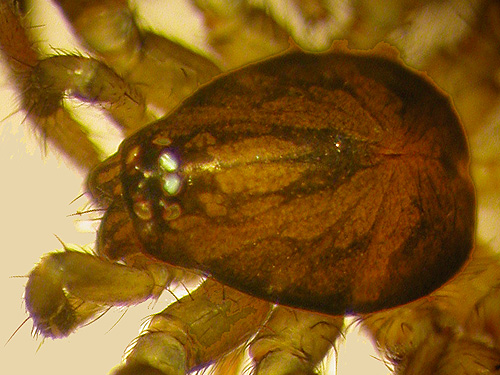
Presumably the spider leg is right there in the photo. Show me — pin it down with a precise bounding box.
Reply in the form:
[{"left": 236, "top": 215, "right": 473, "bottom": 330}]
[
  {"left": 0, "top": 1, "right": 221, "bottom": 171},
  {"left": 24, "top": 249, "right": 171, "bottom": 338},
  {"left": 52, "top": 0, "right": 221, "bottom": 116},
  {"left": 249, "top": 306, "right": 344, "bottom": 375},
  {"left": 111, "top": 279, "right": 271, "bottom": 375},
  {"left": 0, "top": 1, "right": 100, "bottom": 170},
  {"left": 0, "top": 2, "right": 151, "bottom": 169},
  {"left": 24, "top": 194, "right": 195, "bottom": 340},
  {"left": 360, "top": 244, "right": 500, "bottom": 374}
]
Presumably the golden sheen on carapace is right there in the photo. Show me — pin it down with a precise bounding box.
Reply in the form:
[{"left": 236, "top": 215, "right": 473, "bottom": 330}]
[{"left": 88, "top": 50, "right": 475, "bottom": 315}]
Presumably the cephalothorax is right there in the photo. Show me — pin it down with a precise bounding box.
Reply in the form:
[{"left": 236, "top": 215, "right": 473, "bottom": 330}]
[
  {"left": 89, "top": 51, "right": 474, "bottom": 314},
  {"left": 22, "top": 47, "right": 476, "bottom": 374}
]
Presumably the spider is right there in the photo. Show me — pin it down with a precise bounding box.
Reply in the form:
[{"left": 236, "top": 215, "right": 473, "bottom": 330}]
[{"left": 1, "top": 1, "right": 500, "bottom": 375}]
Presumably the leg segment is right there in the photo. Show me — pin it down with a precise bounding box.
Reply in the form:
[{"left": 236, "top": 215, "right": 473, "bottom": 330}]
[
  {"left": 0, "top": 1, "right": 100, "bottom": 170},
  {"left": 249, "top": 306, "right": 344, "bottom": 375},
  {"left": 52, "top": 0, "right": 222, "bottom": 115},
  {"left": 0, "top": 1, "right": 221, "bottom": 172},
  {"left": 112, "top": 279, "right": 272, "bottom": 375},
  {"left": 25, "top": 250, "right": 173, "bottom": 338},
  {"left": 361, "top": 244, "right": 500, "bottom": 373},
  {"left": 0, "top": 2, "right": 150, "bottom": 170}
]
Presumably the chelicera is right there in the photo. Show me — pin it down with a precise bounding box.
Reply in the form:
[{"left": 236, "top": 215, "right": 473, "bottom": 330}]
[{"left": 2, "top": 1, "right": 499, "bottom": 375}]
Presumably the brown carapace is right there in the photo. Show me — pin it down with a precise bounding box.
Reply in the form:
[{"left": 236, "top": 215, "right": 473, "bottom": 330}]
[{"left": 89, "top": 51, "right": 475, "bottom": 315}]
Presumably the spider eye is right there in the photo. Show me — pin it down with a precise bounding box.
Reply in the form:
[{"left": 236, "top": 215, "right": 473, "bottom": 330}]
[
  {"left": 158, "top": 151, "right": 182, "bottom": 195},
  {"left": 162, "top": 174, "right": 182, "bottom": 195},
  {"left": 159, "top": 150, "right": 179, "bottom": 172}
]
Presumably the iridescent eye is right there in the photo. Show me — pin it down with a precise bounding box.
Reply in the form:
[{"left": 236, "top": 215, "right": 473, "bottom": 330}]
[
  {"left": 158, "top": 150, "right": 182, "bottom": 195},
  {"left": 159, "top": 151, "right": 178, "bottom": 172},
  {"left": 162, "top": 174, "right": 181, "bottom": 195},
  {"left": 160, "top": 200, "right": 181, "bottom": 221},
  {"left": 133, "top": 200, "right": 153, "bottom": 220}
]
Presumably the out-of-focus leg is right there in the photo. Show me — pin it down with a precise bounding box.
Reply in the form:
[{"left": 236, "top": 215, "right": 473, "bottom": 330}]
[
  {"left": 249, "top": 306, "right": 344, "bottom": 375},
  {"left": 52, "top": 0, "right": 222, "bottom": 117},
  {"left": 0, "top": 1, "right": 222, "bottom": 171},
  {"left": 361, "top": 244, "right": 500, "bottom": 374},
  {"left": 193, "top": 0, "right": 290, "bottom": 68},
  {"left": 0, "top": 1, "right": 100, "bottom": 170}
]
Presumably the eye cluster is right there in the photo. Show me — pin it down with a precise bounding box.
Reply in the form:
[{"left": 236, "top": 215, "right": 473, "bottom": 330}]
[{"left": 120, "top": 136, "right": 184, "bottom": 241}]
